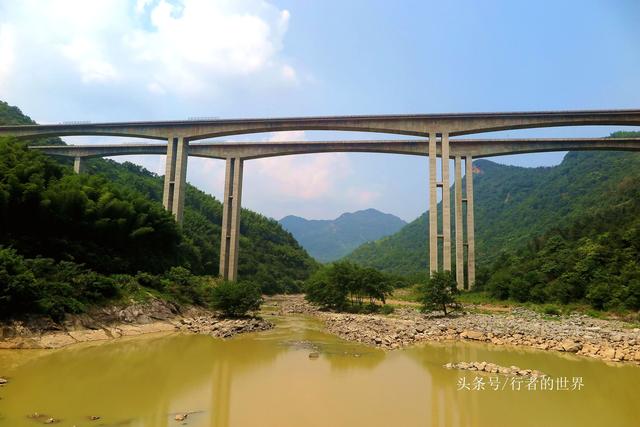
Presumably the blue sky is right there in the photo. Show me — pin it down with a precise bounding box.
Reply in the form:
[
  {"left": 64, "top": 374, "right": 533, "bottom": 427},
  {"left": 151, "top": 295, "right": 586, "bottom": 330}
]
[{"left": 1, "top": 0, "right": 638, "bottom": 221}]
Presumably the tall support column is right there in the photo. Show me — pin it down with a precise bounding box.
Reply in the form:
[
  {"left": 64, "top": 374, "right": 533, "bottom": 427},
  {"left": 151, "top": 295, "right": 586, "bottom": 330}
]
[
  {"left": 454, "top": 156, "right": 465, "bottom": 289},
  {"left": 465, "top": 155, "right": 476, "bottom": 288},
  {"left": 172, "top": 136, "right": 188, "bottom": 224},
  {"left": 73, "top": 156, "right": 85, "bottom": 174},
  {"left": 441, "top": 133, "right": 451, "bottom": 271},
  {"left": 162, "top": 136, "right": 177, "bottom": 212},
  {"left": 428, "top": 131, "right": 438, "bottom": 273},
  {"left": 219, "top": 157, "right": 244, "bottom": 281}
]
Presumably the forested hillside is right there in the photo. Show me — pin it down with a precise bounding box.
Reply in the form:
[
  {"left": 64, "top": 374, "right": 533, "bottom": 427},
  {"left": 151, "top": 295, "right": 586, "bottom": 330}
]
[
  {"left": 0, "top": 101, "right": 316, "bottom": 319},
  {"left": 482, "top": 171, "right": 640, "bottom": 310},
  {"left": 346, "top": 136, "right": 640, "bottom": 277},
  {"left": 279, "top": 208, "right": 406, "bottom": 262}
]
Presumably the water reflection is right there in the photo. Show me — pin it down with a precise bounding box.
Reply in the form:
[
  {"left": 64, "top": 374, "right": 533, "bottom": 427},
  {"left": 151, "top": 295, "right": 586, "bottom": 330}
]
[{"left": 1, "top": 317, "right": 639, "bottom": 427}]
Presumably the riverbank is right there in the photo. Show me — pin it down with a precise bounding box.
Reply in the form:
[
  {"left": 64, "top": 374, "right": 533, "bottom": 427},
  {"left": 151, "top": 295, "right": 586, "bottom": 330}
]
[
  {"left": 265, "top": 295, "right": 640, "bottom": 364},
  {"left": 0, "top": 298, "right": 272, "bottom": 349},
  {"left": 3, "top": 294, "right": 639, "bottom": 365}
]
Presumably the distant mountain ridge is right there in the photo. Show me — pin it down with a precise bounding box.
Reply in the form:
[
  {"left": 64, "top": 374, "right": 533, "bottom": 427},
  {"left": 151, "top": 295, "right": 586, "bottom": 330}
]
[{"left": 279, "top": 208, "right": 407, "bottom": 262}]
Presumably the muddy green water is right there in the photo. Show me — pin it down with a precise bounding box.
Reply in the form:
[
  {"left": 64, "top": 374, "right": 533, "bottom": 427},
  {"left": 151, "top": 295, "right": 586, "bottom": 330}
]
[{"left": 1, "top": 314, "right": 639, "bottom": 427}]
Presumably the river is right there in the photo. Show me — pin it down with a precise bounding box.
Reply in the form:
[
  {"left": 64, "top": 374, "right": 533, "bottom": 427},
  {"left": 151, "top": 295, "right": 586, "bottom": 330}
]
[{"left": 0, "top": 313, "right": 638, "bottom": 426}]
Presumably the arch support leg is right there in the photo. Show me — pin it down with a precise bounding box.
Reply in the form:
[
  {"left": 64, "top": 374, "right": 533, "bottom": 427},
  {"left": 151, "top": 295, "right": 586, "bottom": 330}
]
[{"left": 219, "top": 157, "right": 244, "bottom": 281}]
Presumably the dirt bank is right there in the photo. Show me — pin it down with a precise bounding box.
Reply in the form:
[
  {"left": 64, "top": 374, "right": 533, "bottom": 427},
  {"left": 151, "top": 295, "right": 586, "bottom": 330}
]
[{"left": 0, "top": 299, "right": 272, "bottom": 349}]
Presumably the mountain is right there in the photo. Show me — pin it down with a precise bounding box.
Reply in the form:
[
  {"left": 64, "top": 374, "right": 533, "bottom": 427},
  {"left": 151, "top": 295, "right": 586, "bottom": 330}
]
[
  {"left": 481, "top": 169, "right": 640, "bottom": 310},
  {"left": 345, "top": 141, "right": 640, "bottom": 276},
  {"left": 0, "top": 100, "right": 317, "bottom": 295},
  {"left": 279, "top": 208, "right": 406, "bottom": 262}
]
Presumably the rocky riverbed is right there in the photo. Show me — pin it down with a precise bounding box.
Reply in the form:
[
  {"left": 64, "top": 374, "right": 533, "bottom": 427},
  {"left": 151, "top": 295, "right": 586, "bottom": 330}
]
[
  {"left": 0, "top": 298, "right": 272, "bottom": 349},
  {"left": 444, "top": 361, "right": 545, "bottom": 377},
  {"left": 266, "top": 295, "right": 640, "bottom": 364},
  {"left": 176, "top": 316, "right": 273, "bottom": 338}
]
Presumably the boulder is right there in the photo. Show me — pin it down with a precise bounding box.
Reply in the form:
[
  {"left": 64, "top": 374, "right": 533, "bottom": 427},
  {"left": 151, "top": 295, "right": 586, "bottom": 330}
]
[
  {"left": 601, "top": 347, "right": 617, "bottom": 359},
  {"left": 561, "top": 339, "right": 582, "bottom": 353},
  {"left": 461, "top": 330, "right": 484, "bottom": 340}
]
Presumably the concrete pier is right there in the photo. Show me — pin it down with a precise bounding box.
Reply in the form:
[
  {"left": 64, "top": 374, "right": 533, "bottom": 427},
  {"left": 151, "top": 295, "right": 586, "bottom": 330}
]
[
  {"left": 172, "top": 137, "right": 188, "bottom": 224},
  {"left": 73, "top": 156, "right": 84, "bottom": 174},
  {"left": 454, "top": 156, "right": 464, "bottom": 289},
  {"left": 428, "top": 131, "right": 438, "bottom": 273},
  {"left": 219, "top": 157, "right": 244, "bottom": 281},
  {"left": 162, "top": 136, "right": 177, "bottom": 213},
  {"left": 162, "top": 136, "right": 188, "bottom": 224},
  {"left": 465, "top": 155, "right": 476, "bottom": 287},
  {"left": 441, "top": 133, "right": 451, "bottom": 271}
]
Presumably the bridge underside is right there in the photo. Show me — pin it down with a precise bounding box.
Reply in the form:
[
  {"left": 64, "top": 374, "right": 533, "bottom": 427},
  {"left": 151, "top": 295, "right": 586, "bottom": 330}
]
[
  {"left": 31, "top": 137, "right": 640, "bottom": 160},
  {"left": 3, "top": 108, "right": 638, "bottom": 287}
]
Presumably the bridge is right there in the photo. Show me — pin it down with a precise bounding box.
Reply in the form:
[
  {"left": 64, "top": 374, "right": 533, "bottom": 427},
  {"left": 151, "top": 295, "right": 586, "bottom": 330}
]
[{"left": 2, "top": 108, "right": 639, "bottom": 287}]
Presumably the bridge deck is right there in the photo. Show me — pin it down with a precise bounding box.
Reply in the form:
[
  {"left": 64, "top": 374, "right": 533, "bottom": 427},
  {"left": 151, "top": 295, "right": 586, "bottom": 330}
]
[{"left": 3, "top": 108, "right": 639, "bottom": 140}]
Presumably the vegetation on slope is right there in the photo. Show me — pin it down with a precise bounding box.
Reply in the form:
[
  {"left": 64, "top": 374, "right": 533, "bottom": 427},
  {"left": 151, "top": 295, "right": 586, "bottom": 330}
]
[
  {"left": 346, "top": 140, "right": 640, "bottom": 277},
  {"left": 480, "top": 171, "right": 640, "bottom": 311},
  {"left": 0, "top": 100, "right": 317, "bottom": 319}
]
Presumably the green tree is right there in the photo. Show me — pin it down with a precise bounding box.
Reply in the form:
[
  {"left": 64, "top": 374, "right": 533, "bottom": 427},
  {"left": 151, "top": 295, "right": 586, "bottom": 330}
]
[
  {"left": 420, "top": 271, "right": 460, "bottom": 316},
  {"left": 304, "top": 261, "right": 394, "bottom": 311}
]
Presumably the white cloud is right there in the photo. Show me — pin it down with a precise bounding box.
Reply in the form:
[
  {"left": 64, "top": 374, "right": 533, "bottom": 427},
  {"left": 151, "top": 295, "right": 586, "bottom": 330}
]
[
  {"left": 0, "top": 24, "right": 15, "bottom": 89},
  {"left": 244, "top": 131, "right": 352, "bottom": 205},
  {"left": 0, "top": 0, "right": 299, "bottom": 105},
  {"left": 254, "top": 153, "right": 351, "bottom": 200},
  {"left": 60, "top": 38, "right": 120, "bottom": 83}
]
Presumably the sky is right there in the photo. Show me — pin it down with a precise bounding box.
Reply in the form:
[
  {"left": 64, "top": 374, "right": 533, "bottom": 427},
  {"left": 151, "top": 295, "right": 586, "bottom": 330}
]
[{"left": 0, "top": 0, "right": 639, "bottom": 221}]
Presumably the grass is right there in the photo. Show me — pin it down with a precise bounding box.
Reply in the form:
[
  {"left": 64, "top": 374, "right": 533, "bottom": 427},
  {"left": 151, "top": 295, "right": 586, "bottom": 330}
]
[
  {"left": 391, "top": 285, "right": 422, "bottom": 303},
  {"left": 392, "top": 286, "right": 640, "bottom": 323}
]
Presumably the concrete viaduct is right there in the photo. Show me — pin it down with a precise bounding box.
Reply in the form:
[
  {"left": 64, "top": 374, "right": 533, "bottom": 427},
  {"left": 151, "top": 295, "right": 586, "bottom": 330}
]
[{"left": 1, "top": 108, "right": 639, "bottom": 287}]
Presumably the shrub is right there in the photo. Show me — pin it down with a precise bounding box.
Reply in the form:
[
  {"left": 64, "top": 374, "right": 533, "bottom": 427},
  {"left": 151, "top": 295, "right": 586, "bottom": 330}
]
[
  {"left": 585, "top": 282, "right": 611, "bottom": 310},
  {"left": 380, "top": 305, "right": 395, "bottom": 315},
  {"left": 542, "top": 304, "right": 560, "bottom": 316},
  {"left": 75, "top": 271, "right": 119, "bottom": 302},
  {"left": 136, "top": 271, "right": 165, "bottom": 291},
  {"left": 0, "top": 248, "right": 119, "bottom": 321},
  {"left": 420, "top": 270, "right": 460, "bottom": 316},
  {"left": 486, "top": 270, "right": 511, "bottom": 300},
  {"left": 164, "top": 266, "right": 205, "bottom": 305},
  {"left": 209, "top": 280, "right": 263, "bottom": 317}
]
